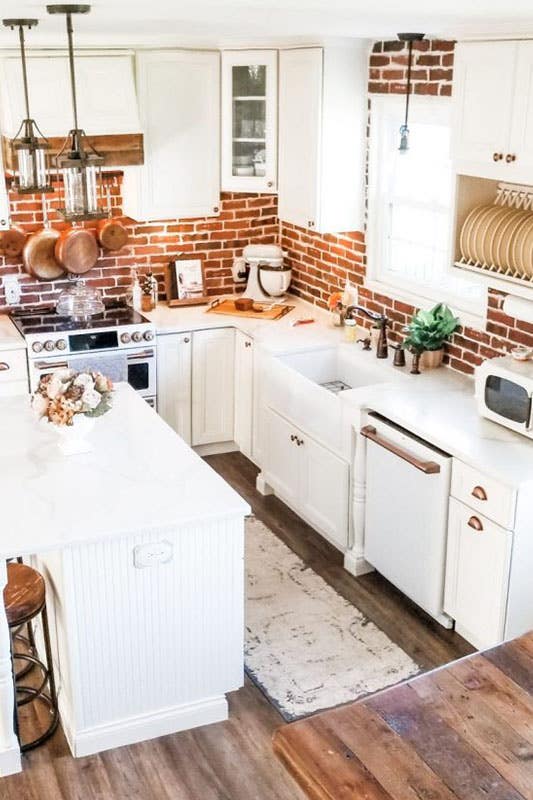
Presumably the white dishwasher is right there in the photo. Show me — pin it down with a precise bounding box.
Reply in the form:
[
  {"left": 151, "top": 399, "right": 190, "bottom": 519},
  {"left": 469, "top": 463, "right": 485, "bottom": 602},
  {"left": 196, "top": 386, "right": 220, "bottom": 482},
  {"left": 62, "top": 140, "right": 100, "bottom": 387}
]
[{"left": 362, "top": 413, "right": 453, "bottom": 628}]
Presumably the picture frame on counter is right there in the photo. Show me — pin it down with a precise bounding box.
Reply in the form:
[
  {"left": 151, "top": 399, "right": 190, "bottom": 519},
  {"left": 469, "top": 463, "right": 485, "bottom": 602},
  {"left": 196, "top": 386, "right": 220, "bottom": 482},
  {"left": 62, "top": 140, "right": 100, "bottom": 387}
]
[{"left": 165, "top": 258, "right": 209, "bottom": 307}]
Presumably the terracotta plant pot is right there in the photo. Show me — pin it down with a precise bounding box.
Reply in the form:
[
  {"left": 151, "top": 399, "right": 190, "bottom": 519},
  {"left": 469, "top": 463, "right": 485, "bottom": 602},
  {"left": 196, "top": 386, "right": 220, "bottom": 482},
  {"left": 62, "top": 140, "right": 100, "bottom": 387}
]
[{"left": 419, "top": 349, "right": 444, "bottom": 369}]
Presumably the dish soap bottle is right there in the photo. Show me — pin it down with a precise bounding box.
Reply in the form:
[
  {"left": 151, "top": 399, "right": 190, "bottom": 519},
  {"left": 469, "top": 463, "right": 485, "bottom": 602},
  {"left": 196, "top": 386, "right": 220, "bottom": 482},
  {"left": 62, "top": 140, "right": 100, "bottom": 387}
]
[{"left": 131, "top": 270, "right": 142, "bottom": 312}]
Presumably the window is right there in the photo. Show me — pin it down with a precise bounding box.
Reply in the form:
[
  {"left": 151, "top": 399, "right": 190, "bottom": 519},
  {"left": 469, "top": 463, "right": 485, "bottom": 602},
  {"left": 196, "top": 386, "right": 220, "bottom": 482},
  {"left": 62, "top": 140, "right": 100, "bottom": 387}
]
[{"left": 367, "top": 95, "right": 484, "bottom": 317}]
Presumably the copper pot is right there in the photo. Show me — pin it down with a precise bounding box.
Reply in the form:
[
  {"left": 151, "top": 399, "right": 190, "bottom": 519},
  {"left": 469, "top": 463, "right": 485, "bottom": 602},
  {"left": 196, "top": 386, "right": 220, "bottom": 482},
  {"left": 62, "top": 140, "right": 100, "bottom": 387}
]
[
  {"left": 55, "top": 226, "right": 99, "bottom": 275},
  {"left": 1, "top": 225, "right": 26, "bottom": 258},
  {"left": 96, "top": 186, "right": 128, "bottom": 251},
  {"left": 23, "top": 196, "right": 65, "bottom": 281}
]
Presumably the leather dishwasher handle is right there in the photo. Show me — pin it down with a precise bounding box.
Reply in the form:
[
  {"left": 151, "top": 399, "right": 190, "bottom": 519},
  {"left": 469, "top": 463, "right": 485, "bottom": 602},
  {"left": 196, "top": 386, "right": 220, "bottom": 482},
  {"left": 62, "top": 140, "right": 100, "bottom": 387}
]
[{"left": 360, "top": 425, "right": 441, "bottom": 474}]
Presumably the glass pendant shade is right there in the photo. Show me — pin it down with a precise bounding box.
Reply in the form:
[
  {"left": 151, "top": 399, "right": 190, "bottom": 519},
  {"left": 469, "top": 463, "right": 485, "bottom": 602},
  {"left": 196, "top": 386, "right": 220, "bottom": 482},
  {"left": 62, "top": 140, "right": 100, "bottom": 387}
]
[
  {"left": 397, "top": 33, "right": 425, "bottom": 153},
  {"left": 3, "top": 19, "right": 54, "bottom": 194},
  {"left": 56, "top": 130, "right": 105, "bottom": 220}
]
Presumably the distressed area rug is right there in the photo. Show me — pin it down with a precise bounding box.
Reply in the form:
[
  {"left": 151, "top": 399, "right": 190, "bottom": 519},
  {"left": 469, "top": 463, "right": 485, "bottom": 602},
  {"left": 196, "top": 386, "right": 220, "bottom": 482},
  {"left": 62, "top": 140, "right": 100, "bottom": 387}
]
[{"left": 245, "top": 517, "right": 420, "bottom": 720}]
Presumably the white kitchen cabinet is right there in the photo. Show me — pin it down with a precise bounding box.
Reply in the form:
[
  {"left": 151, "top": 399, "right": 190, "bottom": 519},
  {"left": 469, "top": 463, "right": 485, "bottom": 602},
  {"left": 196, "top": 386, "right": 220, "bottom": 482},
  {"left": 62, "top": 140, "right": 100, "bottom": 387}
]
[
  {"left": 221, "top": 50, "right": 277, "bottom": 193},
  {"left": 122, "top": 50, "right": 220, "bottom": 221},
  {"left": 156, "top": 332, "right": 192, "bottom": 445},
  {"left": 278, "top": 45, "right": 367, "bottom": 234},
  {"left": 234, "top": 330, "right": 254, "bottom": 458},
  {"left": 0, "top": 54, "right": 139, "bottom": 137},
  {"left": 0, "top": 349, "right": 29, "bottom": 397},
  {"left": 452, "top": 40, "right": 533, "bottom": 183},
  {"left": 0, "top": 144, "right": 9, "bottom": 230},
  {"left": 192, "top": 329, "right": 235, "bottom": 446},
  {"left": 444, "top": 498, "right": 513, "bottom": 649},
  {"left": 262, "top": 407, "right": 349, "bottom": 550}
]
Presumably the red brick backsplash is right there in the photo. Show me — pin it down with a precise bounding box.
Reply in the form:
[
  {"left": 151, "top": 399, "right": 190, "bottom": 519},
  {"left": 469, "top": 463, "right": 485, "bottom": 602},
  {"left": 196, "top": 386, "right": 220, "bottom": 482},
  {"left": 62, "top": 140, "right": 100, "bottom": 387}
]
[{"left": 0, "top": 174, "right": 278, "bottom": 312}]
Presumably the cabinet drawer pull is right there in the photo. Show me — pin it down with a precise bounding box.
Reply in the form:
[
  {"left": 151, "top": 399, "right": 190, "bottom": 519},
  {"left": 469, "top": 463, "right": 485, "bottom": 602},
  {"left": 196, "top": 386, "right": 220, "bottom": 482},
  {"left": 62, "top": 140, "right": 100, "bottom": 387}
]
[
  {"left": 493, "top": 152, "right": 503, "bottom": 161},
  {"left": 290, "top": 434, "right": 297, "bottom": 442},
  {"left": 505, "top": 153, "right": 517, "bottom": 163},
  {"left": 467, "top": 515, "right": 484, "bottom": 532},
  {"left": 360, "top": 425, "right": 441, "bottom": 474},
  {"left": 245, "top": 341, "right": 252, "bottom": 348},
  {"left": 471, "top": 485, "right": 487, "bottom": 501},
  {"left": 296, "top": 438, "right": 304, "bottom": 446},
  {"left": 0, "top": 362, "right": 10, "bottom": 371},
  {"left": 183, "top": 337, "right": 190, "bottom": 344}
]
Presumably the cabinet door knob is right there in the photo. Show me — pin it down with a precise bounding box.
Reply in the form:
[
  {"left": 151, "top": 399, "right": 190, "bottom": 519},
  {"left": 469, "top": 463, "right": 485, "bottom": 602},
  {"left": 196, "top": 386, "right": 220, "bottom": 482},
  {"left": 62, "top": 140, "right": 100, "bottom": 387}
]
[
  {"left": 505, "top": 153, "right": 517, "bottom": 163},
  {"left": 297, "top": 438, "right": 304, "bottom": 446},
  {"left": 290, "top": 434, "right": 297, "bottom": 442},
  {"left": 245, "top": 340, "right": 252, "bottom": 348},
  {"left": 471, "top": 485, "right": 487, "bottom": 501},
  {"left": 467, "top": 515, "right": 484, "bottom": 532},
  {"left": 183, "top": 337, "right": 190, "bottom": 344},
  {"left": 213, "top": 206, "right": 219, "bottom": 213},
  {"left": 267, "top": 181, "right": 273, "bottom": 188},
  {"left": 493, "top": 152, "right": 503, "bottom": 161},
  {"left": 308, "top": 220, "right": 315, "bottom": 228}
]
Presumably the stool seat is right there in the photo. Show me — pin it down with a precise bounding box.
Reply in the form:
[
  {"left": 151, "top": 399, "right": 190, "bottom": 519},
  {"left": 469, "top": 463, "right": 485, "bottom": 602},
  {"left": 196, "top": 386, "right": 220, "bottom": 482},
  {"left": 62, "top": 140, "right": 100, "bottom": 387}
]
[{"left": 4, "top": 563, "right": 45, "bottom": 626}]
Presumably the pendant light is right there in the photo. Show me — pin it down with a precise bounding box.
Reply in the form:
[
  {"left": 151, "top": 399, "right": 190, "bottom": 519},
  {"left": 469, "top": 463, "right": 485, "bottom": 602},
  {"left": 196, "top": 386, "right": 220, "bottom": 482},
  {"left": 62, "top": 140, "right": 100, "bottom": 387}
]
[
  {"left": 397, "top": 33, "right": 425, "bottom": 153},
  {"left": 47, "top": 4, "right": 106, "bottom": 221},
  {"left": 2, "top": 19, "right": 53, "bottom": 194}
]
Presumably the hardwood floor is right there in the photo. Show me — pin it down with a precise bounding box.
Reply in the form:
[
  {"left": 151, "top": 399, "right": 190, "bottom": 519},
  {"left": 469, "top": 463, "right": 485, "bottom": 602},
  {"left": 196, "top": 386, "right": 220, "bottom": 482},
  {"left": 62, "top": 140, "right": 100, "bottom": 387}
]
[{"left": 2, "top": 452, "right": 472, "bottom": 799}]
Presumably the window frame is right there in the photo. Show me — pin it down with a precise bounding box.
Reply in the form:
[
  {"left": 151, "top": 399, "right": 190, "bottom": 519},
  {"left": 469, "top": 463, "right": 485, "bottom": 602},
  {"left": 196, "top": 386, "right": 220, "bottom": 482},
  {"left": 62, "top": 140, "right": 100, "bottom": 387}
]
[{"left": 366, "top": 93, "right": 486, "bottom": 325}]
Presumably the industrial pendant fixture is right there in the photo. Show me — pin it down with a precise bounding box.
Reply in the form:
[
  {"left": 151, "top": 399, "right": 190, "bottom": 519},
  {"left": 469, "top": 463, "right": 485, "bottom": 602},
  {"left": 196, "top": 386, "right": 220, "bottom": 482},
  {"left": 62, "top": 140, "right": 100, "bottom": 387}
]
[
  {"left": 397, "top": 32, "right": 425, "bottom": 153},
  {"left": 47, "top": 4, "right": 106, "bottom": 221},
  {"left": 2, "top": 19, "right": 54, "bottom": 194}
]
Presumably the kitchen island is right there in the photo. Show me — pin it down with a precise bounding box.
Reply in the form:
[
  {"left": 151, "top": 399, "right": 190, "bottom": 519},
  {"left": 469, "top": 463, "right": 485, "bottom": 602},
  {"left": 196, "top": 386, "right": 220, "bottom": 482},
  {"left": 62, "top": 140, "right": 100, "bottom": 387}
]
[{"left": 0, "top": 384, "right": 250, "bottom": 776}]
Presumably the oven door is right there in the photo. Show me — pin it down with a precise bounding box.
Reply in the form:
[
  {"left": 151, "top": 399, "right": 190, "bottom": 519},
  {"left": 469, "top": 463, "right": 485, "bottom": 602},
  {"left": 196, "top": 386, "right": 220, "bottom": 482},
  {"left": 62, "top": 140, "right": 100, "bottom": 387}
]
[
  {"left": 31, "top": 348, "right": 157, "bottom": 403},
  {"left": 482, "top": 373, "right": 533, "bottom": 433}
]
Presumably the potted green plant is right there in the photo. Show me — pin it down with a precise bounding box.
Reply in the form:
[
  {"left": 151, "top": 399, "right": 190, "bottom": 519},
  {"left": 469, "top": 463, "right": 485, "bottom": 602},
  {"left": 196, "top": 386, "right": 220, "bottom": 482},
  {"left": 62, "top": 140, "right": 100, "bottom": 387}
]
[{"left": 403, "top": 303, "right": 460, "bottom": 369}]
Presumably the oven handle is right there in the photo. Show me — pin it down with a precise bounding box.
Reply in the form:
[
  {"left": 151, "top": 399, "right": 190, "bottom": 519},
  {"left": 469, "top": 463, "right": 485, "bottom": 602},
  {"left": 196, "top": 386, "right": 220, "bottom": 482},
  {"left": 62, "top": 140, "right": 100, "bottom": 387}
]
[{"left": 33, "top": 349, "right": 155, "bottom": 371}]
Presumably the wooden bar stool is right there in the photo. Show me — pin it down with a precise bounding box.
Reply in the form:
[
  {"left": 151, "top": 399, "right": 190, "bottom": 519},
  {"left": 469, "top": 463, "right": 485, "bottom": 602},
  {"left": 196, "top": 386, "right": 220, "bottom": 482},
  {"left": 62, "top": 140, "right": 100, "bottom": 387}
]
[{"left": 3, "top": 562, "right": 59, "bottom": 751}]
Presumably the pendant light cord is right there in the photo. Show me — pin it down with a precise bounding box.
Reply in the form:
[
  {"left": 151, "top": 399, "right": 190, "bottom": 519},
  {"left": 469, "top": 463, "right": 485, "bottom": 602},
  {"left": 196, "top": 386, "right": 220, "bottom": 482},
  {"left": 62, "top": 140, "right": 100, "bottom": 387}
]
[
  {"left": 65, "top": 12, "right": 80, "bottom": 131},
  {"left": 403, "top": 39, "right": 414, "bottom": 130},
  {"left": 17, "top": 24, "right": 31, "bottom": 120}
]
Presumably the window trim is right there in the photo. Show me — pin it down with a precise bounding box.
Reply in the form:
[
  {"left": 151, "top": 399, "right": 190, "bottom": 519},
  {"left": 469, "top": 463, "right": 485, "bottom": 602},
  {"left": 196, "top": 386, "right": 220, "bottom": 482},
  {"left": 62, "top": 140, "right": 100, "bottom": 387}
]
[{"left": 366, "top": 93, "right": 486, "bottom": 324}]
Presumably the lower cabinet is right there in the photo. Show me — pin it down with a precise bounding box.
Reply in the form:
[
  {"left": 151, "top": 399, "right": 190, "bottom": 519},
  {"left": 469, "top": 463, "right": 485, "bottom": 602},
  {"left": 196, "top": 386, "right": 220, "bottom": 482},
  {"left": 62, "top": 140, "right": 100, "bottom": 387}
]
[
  {"left": 192, "top": 328, "right": 235, "bottom": 446},
  {"left": 0, "top": 349, "right": 30, "bottom": 397},
  {"left": 234, "top": 331, "right": 254, "bottom": 458},
  {"left": 444, "top": 498, "right": 513, "bottom": 649},
  {"left": 156, "top": 332, "right": 192, "bottom": 444},
  {"left": 263, "top": 407, "right": 349, "bottom": 550}
]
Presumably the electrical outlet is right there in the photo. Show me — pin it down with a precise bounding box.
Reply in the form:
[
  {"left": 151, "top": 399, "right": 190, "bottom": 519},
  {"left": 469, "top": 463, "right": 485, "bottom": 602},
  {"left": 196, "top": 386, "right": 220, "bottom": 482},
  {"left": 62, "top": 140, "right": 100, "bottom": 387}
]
[
  {"left": 133, "top": 540, "right": 173, "bottom": 568},
  {"left": 3, "top": 275, "right": 21, "bottom": 306}
]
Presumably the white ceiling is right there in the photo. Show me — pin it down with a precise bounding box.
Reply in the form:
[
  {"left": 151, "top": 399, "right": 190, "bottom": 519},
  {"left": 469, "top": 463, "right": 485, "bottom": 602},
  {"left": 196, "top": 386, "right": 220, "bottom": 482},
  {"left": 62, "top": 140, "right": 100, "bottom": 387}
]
[{"left": 0, "top": 0, "right": 532, "bottom": 48}]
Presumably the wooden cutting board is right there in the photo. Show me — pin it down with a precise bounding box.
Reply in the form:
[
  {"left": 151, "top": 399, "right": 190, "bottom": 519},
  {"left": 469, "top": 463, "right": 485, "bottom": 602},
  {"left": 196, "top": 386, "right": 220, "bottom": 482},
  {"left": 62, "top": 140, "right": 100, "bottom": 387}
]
[{"left": 206, "top": 298, "right": 294, "bottom": 321}]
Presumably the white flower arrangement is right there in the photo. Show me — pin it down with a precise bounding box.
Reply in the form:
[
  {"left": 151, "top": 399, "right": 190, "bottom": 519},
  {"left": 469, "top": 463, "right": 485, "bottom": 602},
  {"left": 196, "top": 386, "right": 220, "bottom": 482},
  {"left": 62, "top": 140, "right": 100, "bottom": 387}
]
[{"left": 32, "top": 369, "right": 114, "bottom": 427}]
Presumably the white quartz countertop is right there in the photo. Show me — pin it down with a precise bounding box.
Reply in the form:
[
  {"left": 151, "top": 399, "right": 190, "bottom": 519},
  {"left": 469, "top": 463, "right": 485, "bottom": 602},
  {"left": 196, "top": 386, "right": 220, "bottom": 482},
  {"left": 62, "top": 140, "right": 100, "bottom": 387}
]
[
  {"left": 0, "top": 384, "right": 250, "bottom": 559},
  {"left": 0, "top": 314, "right": 25, "bottom": 351}
]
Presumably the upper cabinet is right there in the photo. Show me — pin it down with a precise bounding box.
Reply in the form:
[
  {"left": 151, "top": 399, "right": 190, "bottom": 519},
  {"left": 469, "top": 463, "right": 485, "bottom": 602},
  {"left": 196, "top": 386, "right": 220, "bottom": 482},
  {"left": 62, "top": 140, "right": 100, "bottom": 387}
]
[
  {"left": 221, "top": 50, "right": 277, "bottom": 193},
  {"left": 122, "top": 50, "right": 220, "bottom": 221},
  {"left": 452, "top": 41, "right": 533, "bottom": 184},
  {"left": 278, "top": 45, "right": 367, "bottom": 234},
  {"left": 0, "top": 54, "right": 140, "bottom": 137}
]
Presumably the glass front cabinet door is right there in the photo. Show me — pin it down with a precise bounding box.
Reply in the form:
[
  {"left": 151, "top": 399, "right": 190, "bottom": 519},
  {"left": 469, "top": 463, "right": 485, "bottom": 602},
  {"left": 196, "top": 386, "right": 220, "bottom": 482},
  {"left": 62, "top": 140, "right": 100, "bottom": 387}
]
[{"left": 221, "top": 50, "right": 278, "bottom": 192}]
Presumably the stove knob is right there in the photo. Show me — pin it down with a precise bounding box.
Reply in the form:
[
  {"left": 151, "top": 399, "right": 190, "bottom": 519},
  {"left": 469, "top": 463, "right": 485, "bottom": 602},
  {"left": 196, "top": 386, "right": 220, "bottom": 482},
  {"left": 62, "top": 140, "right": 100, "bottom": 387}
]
[
  {"left": 32, "top": 341, "right": 43, "bottom": 353},
  {"left": 144, "top": 330, "right": 154, "bottom": 342},
  {"left": 120, "top": 332, "right": 131, "bottom": 344},
  {"left": 132, "top": 331, "right": 143, "bottom": 343},
  {"left": 44, "top": 340, "right": 55, "bottom": 352},
  {"left": 56, "top": 339, "right": 67, "bottom": 351}
]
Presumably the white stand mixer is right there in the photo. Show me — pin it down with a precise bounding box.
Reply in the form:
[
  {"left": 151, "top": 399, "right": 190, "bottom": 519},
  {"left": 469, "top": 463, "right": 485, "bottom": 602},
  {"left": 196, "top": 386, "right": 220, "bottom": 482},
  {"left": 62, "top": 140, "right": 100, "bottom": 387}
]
[{"left": 232, "top": 244, "right": 291, "bottom": 301}]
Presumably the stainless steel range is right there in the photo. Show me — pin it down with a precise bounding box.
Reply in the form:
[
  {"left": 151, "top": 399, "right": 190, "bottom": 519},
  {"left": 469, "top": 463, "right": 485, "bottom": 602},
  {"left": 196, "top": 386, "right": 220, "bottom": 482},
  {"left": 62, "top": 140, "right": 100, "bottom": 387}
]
[{"left": 11, "top": 302, "right": 157, "bottom": 406}]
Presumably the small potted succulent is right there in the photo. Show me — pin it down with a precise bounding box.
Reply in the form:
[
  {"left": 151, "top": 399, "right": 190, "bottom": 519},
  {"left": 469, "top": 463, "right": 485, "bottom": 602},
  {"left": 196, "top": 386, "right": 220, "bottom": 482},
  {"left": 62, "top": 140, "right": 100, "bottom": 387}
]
[{"left": 403, "top": 303, "right": 460, "bottom": 370}]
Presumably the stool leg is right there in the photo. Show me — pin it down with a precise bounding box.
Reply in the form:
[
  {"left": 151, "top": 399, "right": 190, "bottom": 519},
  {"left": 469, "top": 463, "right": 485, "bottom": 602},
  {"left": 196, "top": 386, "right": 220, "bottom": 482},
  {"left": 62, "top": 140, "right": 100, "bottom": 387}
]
[{"left": 40, "top": 605, "right": 58, "bottom": 712}]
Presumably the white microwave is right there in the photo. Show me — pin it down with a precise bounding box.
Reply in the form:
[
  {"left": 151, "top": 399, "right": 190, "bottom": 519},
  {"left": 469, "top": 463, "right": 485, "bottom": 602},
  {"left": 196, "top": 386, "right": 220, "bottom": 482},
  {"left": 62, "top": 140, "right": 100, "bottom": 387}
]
[{"left": 475, "top": 356, "right": 533, "bottom": 438}]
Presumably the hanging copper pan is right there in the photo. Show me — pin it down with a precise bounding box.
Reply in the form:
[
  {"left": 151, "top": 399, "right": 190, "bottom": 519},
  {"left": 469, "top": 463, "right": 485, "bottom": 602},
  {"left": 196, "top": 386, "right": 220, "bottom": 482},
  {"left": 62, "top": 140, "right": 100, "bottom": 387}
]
[
  {"left": 1, "top": 225, "right": 26, "bottom": 258},
  {"left": 23, "top": 196, "right": 65, "bottom": 280},
  {"left": 96, "top": 185, "right": 128, "bottom": 251},
  {"left": 55, "top": 226, "right": 99, "bottom": 275}
]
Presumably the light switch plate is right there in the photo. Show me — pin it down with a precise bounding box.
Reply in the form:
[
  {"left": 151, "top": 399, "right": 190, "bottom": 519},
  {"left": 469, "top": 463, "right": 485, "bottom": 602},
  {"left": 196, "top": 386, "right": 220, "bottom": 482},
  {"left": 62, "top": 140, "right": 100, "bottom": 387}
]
[{"left": 133, "top": 540, "right": 173, "bottom": 568}]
